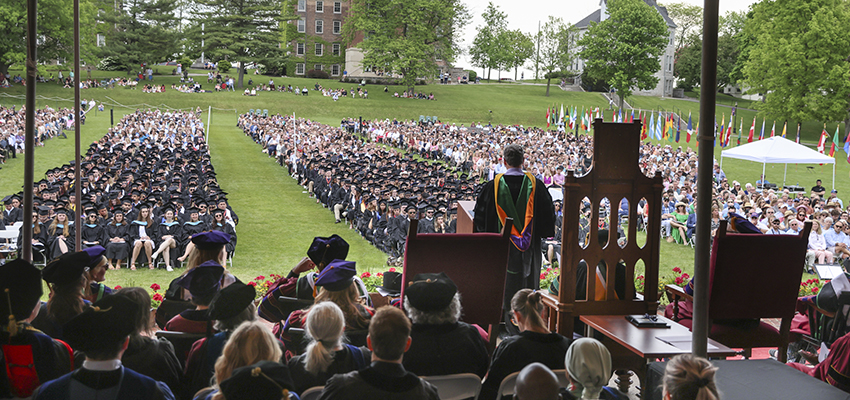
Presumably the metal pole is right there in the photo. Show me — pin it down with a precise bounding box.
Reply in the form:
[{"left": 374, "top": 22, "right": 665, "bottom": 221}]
[
  {"left": 22, "top": 0, "right": 37, "bottom": 262},
  {"left": 206, "top": 106, "right": 211, "bottom": 143},
  {"left": 74, "top": 0, "right": 82, "bottom": 250},
  {"left": 692, "top": 0, "right": 720, "bottom": 359}
]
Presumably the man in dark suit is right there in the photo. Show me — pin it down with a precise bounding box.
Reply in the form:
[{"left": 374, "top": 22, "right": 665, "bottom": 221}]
[{"left": 473, "top": 144, "right": 555, "bottom": 334}]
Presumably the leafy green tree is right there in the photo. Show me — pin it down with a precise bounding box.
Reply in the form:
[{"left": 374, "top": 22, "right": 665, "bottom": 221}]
[
  {"left": 500, "top": 29, "right": 534, "bottom": 81},
  {"left": 662, "top": 2, "right": 702, "bottom": 53},
  {"left": 743, "top": 0, "right": 850, "bottom": 130},
  {"left": 345, "top": 0, "right": 469, "bottom": 89},
  {"left": 0, "top": 0, "right": 96, "bottom": 75},
  {"left": 188, "top": 0, "right": 284, "bottom": 88},
  {"left": 538, "top": 16, "right": 575, "bottom": 96},
  {"left": 98, "top": 0, "right": 181, "bottom": 72},
  {"left": 674, "top": 12, "right": 742, "bottom": 91},
  {"left": 469, "top": 2, "right": 507, "bottom": 81},
  {"left": 578, "top": 0, "right": 668, "bottom": 108}
]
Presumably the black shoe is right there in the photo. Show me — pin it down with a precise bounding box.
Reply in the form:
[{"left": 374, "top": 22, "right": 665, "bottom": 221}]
[{"left": 335, "top": 219, "right": 341, "bottom": 224}]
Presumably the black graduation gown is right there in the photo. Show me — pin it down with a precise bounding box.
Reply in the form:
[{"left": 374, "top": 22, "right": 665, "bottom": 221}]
[
  {"left": 210, "top": 222, "right": 236, "bottom": 254},
  {"left": 179, "top": 221, "right": 207, "bottom": 246},
  {"left": 128, "top": 220, "right": 157, "bottom": 243},
  {"left": 80, "top": 223, "right": 105, "bottom": 247},
  {"left": 104, "top": 222, "right": 130, "bottom": 260},
  {"left": 46, "top": 223, "right": 75, "bottom": 259},
  {"left": 18, "top": 223, "right": 49, "bottom": 261},
  {"left": 473, "top": 174, "right": 555, "bottom": 309},
  {"left": 155, "top": 221, "right": 182, "bottom": 247}
]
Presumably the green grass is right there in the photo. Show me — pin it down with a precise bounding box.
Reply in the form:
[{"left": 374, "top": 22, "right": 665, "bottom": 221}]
[{"left": 0, "top": 69, "right": 828, "bottom": 293}]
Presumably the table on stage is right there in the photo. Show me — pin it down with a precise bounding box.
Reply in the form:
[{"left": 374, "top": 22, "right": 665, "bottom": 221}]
[
  {"left": 644, "top": 359, "right": 850, "bottom": 400},
  {"left": 580, "top": 315, "right": 737, "bottom": 395}
]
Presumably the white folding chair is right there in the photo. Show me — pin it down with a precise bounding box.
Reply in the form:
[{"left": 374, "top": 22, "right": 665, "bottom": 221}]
[
  {"left": 0, "top": 229, "right": 19, "bottom": 259},
  {"left": 422, "top": 373, "right": 482, "bottom": 400},
  {"left": 300, "top": 386, "right": 323, "bottom": 400},
  {"left": 12, "top": 221, "right": 23, "bottom": 229},
  {"left": 495, "top": 371, "right": 520, "bottom": 400}
]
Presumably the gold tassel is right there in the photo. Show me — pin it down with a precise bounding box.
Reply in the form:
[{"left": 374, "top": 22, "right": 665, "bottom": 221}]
[{"left": 5, "top": 289, "right": 17, "bottom": 337}]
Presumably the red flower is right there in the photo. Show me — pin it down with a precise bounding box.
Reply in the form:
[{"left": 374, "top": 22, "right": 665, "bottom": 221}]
[
  {"left": 682, "top": 273, "right": 690, "bottom": 279},
  {"left": 540, "top": 273, "right": 547, "bottom": 280},
  {"left": 255, "top": 276, "right": 265, "bottom": 281},
  {"left": 114, "top": 285, "right": 122, "bottom": 290},
  {"left": 377, "top": 272, "right": 384, "bottom": 277},
  {"left": 546, "top": 267, "right": 552, "bottom": 272},
  {"left": 388, "top": 267, "right": 396, "bottom": 272},
  {"left": 150, "top": 283, "right": 161, "bottom": 291},
  {"left": 248, "top": 281, "right": 257, "bottom": 286},
  {"left": 802, "top": 282, "right": 809, "bottom": 287},
  {"left": 813, "top": 287, "right": 820, "bottom": 294},
  {"left": 637, "top": 275, "right": 645, "bottom": 280},
  {"left": 152, "top": 293, "right": 163, "bottom": 302},
  {"left": 361, "top": 272, "right": 371, "bottom": 278},
  {"left": 675, "top": 276, "right": 684, "bottom": 285},
  {"left": 673, "top": 267, "right": 682, "bottom": 274}
]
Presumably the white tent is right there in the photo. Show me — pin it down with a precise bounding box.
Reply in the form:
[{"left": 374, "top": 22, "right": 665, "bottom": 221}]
[{"left": 720, "top": 136, "right": 835, "bottom": 189}]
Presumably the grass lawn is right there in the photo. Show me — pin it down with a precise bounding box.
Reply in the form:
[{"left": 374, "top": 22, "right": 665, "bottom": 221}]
[{"left": 0, "top": 68, "right": 826, "bottom": 294}]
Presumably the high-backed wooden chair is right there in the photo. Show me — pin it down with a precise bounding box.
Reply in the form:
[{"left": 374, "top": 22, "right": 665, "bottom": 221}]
[
  {"left": 403, "top": 219, "right": 512, "bottom": 349},
  {"left": 666, "top": 220, "right": 811, "bottom": 361},
  {"left": 542, "top": 120, "right": 663, "bottom": 335}
]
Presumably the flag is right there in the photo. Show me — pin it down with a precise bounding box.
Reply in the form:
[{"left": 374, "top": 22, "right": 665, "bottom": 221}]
[
  {"left": 747, "top": 117, "right": 755, "bottom": 143},
  {"left": 843, "top": 129, "right": 850, "bottom": 165},
  {"left": 546, "top": 107, "right": 551, "bottom": 128},
  {"left": 781, "top": 121, "right": 787, "bottom": 138},
  {"left": 641, "top": 115, "right": 648, "bottom": 140},
  {"left": 738, "top": 118, "right": 743, "bottom": 145},
  {"left": 686, "top": 112, "right": 693, "bottom": 143},
  {"left": 649, "top": 113, "right": 655, "bottom": 141},
  {"left": 817, "top": 125, "right": 828, "bottom": 153},
  {"left": 796, "top": 123, "right": 801, "bottom": 144},
  {"left": 675, "top": 115, "right": 681, "bottom": 143},
  {"left": 719, "top": 114, "right": 725, "bottom": 147},
  {"left": 695, "top": 122, "right": 700, "bottom": 147},
  {"left": 656, "top": 112, "right": 663, "bottom": 141},
  {"left": 630, "top": 110, "right": 634, "bottom": 123},
  {"left": 617, "top": 109, "right": 623, "bottom": 123},
  {"left": 667, "top": 114, "right": 675, "bottom": 142},
  {"left": 770, "top": 121, "right": 775, "bottom": 137},
  {"left": 726, "top": 120, "right": 733, "bottom": 147},
  {"left": 759, "top": 119, "right": 765, "bottom": 141},
  {"left": 830, "top": 125, "right": 840, "bottom": 157},
  {"left": 559, "top": 104, "right": 564, "bottom": 125}
]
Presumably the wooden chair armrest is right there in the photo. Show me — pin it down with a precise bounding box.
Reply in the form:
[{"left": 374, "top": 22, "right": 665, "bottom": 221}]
[
  {"left": 540, "top": 291, "right": 559, "bottom": 309},
  {"left": 664, "top": 284, "right": 693, "bottom": 302}
]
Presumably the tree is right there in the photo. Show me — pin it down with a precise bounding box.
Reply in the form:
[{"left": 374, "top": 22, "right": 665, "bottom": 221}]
[
  {"left": 345, "top": 0, "right": 469, "bottom": 89},
  {"left": 189, "top": 0, "right": 284, "bottom": 88},
  {"left": 662, "top": 2, "right": 702, "bottom": 53},
  {"left": 469, "top": 2, "right": 507, "bottom": 81},
  {"left": 674, "top": 12, "right": 743, "bottom": 91},
  {"left": 0, "top": 0, "right": 96, "bottom": 76},
  {"left": 500, "top": 29, "right": 534, "bottom": 81},
  {"left": 98, "top": 0, "right": 181, "bottom": 72},
  {"left": 578, "top": 0, "right": 668, "bottom": 109},
  {"left": 538, "top": 16, "right": 575, "bottom": 96},
  {"left": 743, "top": 0, "right": 850, "bottom": 130}
]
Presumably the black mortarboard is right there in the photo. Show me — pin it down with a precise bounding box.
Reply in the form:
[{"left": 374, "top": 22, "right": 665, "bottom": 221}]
[
  {"left": 209, "top": 281, "right": 256, "bottom": 320},
  {"left": 63, "top": 294, "right": 136, "bottom": 352},
  {"left": 219, "top": 361, "right": 296, "bottom": 400},
  {"left": 0, "top": 259, "right": 42, "bottom": 324},
  {"left": 306, "top": 235, "right": 349, "bottom": 267},
  {"left": 405, "top": 272, "right": 457, "bottom": 312},
  {"left": 42, "top": 251, "right": 90, "bottom": 285}
]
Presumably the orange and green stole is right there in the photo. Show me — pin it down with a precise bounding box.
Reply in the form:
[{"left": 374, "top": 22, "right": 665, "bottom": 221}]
[{"left": 494, "top": 172, "right": 536, "bottom": 252}]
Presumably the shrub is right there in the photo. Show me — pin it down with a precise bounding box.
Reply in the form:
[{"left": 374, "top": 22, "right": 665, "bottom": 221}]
[
  {"left": 306, "top": 69, "right": 330, "bottom": 79},
  {"left": 98, "top": 56, "right": 125, "bottom": 72},
  {"left": 217, "top": 62, "right": 231, "bottom": 74},
  {"left": 467, "top": 70, "right": 477, "bottom": 81}
]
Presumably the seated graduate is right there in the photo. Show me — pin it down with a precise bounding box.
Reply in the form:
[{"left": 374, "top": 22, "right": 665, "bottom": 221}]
[
  {"left": 514, "top": 363, "right": 561, "bottom": 400},
  {"left": 401, "top": 272, "right": 490, "bottom": 378},
  {"left": 287, "top": 301, "right": 371, "bottom": 394},
  {"left": 282, "top": 260, "right": 373, "bottom": 346},
  {"left": 481, "top": 289, "right": 573, "bottom": 400},
  {"left": 184, "top": 281, "right": 259, "bottom": 399},
  {"left": 260, "top": 235, "right": 367, "bottom": 322},
  {"left": 661, "top": 354, "right": 719, "bottom": 400},
  {"left": 113, "top": 287, "right": 183, "bottom": 396},
  {"left": 215, "top": 361, "right": 298, "bottom": 400},
  {"left": 192, "top": 321, "right": 286, "bottom": 400},
  {"left": 165, "top": 261, "right": 224, "bottom": 334},
  {"left": 317, "top": 306, "right": 440, "bottom": 400},
  {"left": 82, "top": 245, "right": 113, "bottom": 303},
  {"left": 31, "top": 251, "right": 93, "bottom": 340},
  {"left": 165, "top": 231, "right": 235, "bottom": 303},
  {"left": 32, "top": 294, "right": 176, "bottom": 400},
  {"left": 787, "top": 330, "right": 850, "bottom": 393},
  {"left": 563, "top": 338, "right": 628, "bottom": 400},
  {"left": 0, "top": 259, "right": 74, "bottom": 399}
]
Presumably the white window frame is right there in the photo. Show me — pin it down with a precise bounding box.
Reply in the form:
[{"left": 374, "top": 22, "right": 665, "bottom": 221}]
[
  {"left": 315, "top": 43, "right": 323, "bottom": 56},
  {"left": 332, "top": 43, "right": 340, "bottom": 56},
  {"left": 297, "top": 19, "right": 305, "bottom": 33},
  {"left": 316, "top": 1, "right": 323, "bottom": 13},
  {"left": 333, "top": 20, "right": 341, "bottom": 34},
  {"left": 332, "top": 64, "right": 340, "bottom": 76},
  {"left": 314, "top": 64, "right": 323, "bottom": 71},
  {"left": 315, "top": 20, "right": 323, "bottom": 34},
  {"left": 297, "top": 0, "right": 305, "bottom": 11},
  {"left": 96, "top": 34, "right": 106, "bottom": 47},
  {"left": 334, "top": 1, "right": 341, "bottom": 13},
  {"left": 296, "top": 42, "right": 305, "bottom": 55},
  {"left": 295, "top": 63, "right": 305, "bottom": 75}
]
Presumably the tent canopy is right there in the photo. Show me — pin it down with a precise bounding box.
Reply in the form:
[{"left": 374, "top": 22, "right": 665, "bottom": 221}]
[{"left": 720, "top": 136, "right": 835, "bottom": 165}]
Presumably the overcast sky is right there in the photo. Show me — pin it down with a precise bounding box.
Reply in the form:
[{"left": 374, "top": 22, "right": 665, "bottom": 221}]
[{"left": 454, "top": 0, "right": 761, "bottom": 79}]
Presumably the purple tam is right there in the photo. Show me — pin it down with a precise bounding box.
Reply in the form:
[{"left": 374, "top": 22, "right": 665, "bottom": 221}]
[
  {"left": 314, "top": 260, "right": 356, "bottom": 291},
  {"left": 82, "top": 245, "right": 106, "bottom": 266},
  {"left": 191, "top": 230, "right": 231, "bottom": 250},
  {"left": 727, "top": 212, "right": 762, "bottom": 234}
]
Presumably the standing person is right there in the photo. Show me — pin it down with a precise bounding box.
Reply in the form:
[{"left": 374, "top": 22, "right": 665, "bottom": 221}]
[
  {"left": 32, "top": 295, "right": 176, "bottom": 400},
  {"left": 473, "top": 144, "right": 555, "bottom": 333}
]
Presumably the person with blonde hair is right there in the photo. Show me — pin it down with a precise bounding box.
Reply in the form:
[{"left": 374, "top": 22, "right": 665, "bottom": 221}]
[
  {"left": 193, "top": 320, "right": 285, "bottom": 400},
  {"left": 662, "top": 354, "right": 719, "bottom": 400},
  {"left": 564, "top": 338, "right": 627, "bottom": 399},
  {"left": 46, "top": 208, "right": 74, "bottom": 258},
  {"left": 287, "top": 302, "right": 370, "bottom": 394}
]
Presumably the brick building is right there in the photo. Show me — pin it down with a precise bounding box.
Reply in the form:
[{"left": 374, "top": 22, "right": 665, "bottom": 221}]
[{"left": 288, "top": 0, "right": 347, "bottom": 77}]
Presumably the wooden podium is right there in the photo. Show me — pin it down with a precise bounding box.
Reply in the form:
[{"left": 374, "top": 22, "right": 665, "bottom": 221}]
[{"left": 456, "top": 200, "right": 476, "bottom": 233}]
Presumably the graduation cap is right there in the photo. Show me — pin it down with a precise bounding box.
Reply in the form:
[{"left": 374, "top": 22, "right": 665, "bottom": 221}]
[
  {"left": 306, "top": 235, "right": 349, "bottom": 268},
  {"left": 405, "top": 272, "right": 457, "bottom": 312},
  {"left": 0, "top": 259, "right": 42, "bottom": 327},
  {"left": 219, "top": 361, "right": 296, "bottom": 400},
  {"left": 209, "top": 281, "right": 256, "bottom": 321},
  {"left": 314, "top": 260, "right": 357, "bottom": 292},
  {"left": 192, "top": 231, "right": 231, "bottom": 250},
  {"left": 63, "top": 294, "right": 136, "bottom": 353},
  {"left": 2, "top": 195, "right": 13, "bottom": 205},
  {"left": 82, "top": 245, "right": 107, "bottom": 267},
  {"left": 42, "top": 251, "right": 91, "bottom": 285},
  {"left": 376, "top": 271, "right": 402, "bottom": 297},
  {"left": 727, "top": 212, "right": 763, "bottom": 234},
  {"left": 176, "top": 261, "right": 224, "bottom": 299}
]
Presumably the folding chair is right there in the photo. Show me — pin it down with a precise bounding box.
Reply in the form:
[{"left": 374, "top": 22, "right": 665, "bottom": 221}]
[
  {"left": 422, "top": 373, "right": 482, "bottom": 400},
  {"left": 248, "top": 109, "right": 254, "bottom": 115},
  {"left": 494, "top": 371, "right": 519, "bottom": 400},
  {"left": 300, "top": 386, "right": 323, "bottom": 400},
  {"left": 155, "top": 330, "right": 206, "bottom": 367},
  {"left": 263, "top": 109, "right": 269, "bottom": 117}
]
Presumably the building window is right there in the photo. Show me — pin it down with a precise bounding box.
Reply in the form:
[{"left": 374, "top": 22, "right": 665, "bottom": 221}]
[
  {"left": 296, "top": 63, "right": 305, "bottom": 75},
  {"left": 333, "top": 20, "right": 341, "bottom": 34},
  {"left": 332, "top": 64, "right": 340, "bottom": 76},
  {"left": 334, "top": 1, "right": 341, "bottom": 13},
  {"left": 296, "top": 42, "right": 304, "bottom": 55},
  {"left": 316, "top": 1, "right": 323, "bottom": 12},
  {"left": 332, "top": 43, "right": 340, "bottom": 56},
  {"left": 96, "top": 34, "right": 105, "bottom": 47},
  {"left": 315, "top": 43, "right": 323, "bottom": 56},
  {"left": 297, "top": 0, "right": 305, "bottom": 11},
  {"left": 297, "top": 19, "right": 305, "bottom": 33},
  {"left": 315, "top": 20, "right": 323, "bottom": 34},
  {"left": 314, "top": 64, "right": 323, "bottom": 71}
]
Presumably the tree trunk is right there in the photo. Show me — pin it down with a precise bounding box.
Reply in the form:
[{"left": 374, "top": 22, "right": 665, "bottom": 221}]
[
  {"left": 498, "top": 70, "right": 501, "bottom": 81},
  {"left": 0, "top": 63, "right": 9, "bottom": 77},
  {"left": 238, "top": 64, "right": 245, "bottom": 89},
  {"left": 545, "top": 78, "right": 551, "bottom": 97},
  {"left": 514, "top": 66, "right": 518, "bottom": 81},
  {"left": 487, "top": 67, "right": 491, "bottom": 81},
  {"left": 618, "top": 96, "right": 624, "bottom": 111}
]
